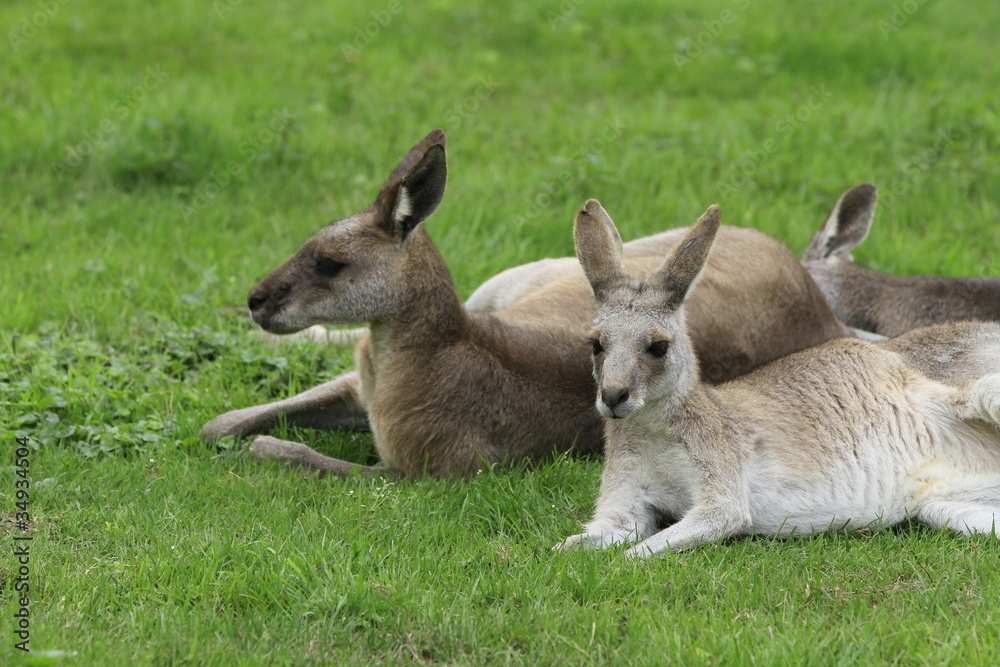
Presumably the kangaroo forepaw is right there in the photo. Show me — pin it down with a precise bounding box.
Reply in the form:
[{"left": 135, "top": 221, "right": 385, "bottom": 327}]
[
  {"left": 554, "top": 530, "right": 636, "bottom": 551},
  {"left": 623, "top": 543, "right": 655, "bottom": 560},
  {"left": 554, "top": 533, "right": 603, "bottom": 551}
]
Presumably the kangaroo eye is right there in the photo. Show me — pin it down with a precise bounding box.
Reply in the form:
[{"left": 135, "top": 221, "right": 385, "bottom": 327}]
[
  {"left": 589, "top": 338, "right": 604, "bottom": 356},
  {"left": 647, "top": 340, "right": 669, "bottom": 358},
  {"left": 316, "top": 257, "right": 347, "bottom": 277}
]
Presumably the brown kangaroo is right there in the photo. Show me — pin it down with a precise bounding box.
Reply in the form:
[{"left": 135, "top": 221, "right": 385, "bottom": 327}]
[
  {"left": 803, "top": 183, "right": 1000, "bottom": 337},
  {"left": 203, "top": 130, "right": 852, "bottom": 479}
]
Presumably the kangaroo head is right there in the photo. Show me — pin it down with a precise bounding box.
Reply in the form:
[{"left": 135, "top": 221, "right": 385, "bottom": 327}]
[
  {"left": 802, "top": 183, "right": 877, "bottom": 265},
  {"left": 247, "top": 130, "right": 448, "bottom": 333},
  {"left": 575, "top": 199, "right": 720, "bottom": 419}
]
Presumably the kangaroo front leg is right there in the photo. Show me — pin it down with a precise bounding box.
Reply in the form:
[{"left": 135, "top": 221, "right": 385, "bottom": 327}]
[
  {"left": 202, "top": 371, "right": 368, "bottom": 441},
  {"left": 246, "top": 436, "right": 401, "bottom": 479},
  {"left": 625, "top": 502, "right": 751, "bottom": 557},
  {"left": 556, "top": 512, "right": 656, "bottom": 551},
  {"left": 625, "top": 457, "right": 751, "bottom": 557},
  {"left": 556, "top": 462, "right": 662, "bottom": 551}
]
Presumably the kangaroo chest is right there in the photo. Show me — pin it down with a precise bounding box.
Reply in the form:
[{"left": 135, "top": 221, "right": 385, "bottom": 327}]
[{"left": 354, "top": 337, "right": 399, "bottom": 468}]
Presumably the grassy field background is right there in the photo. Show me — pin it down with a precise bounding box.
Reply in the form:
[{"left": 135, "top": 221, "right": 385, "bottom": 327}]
[{"left": 2, "top": 0, "right": 1000, "bottom": 663}]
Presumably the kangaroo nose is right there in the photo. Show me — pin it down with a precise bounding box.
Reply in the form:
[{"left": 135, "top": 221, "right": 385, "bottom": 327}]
[
  {"left": 247, "top": 290, "right": 268, "bottom": 312},
  {"left": 602, "top": 387, "right": 629, "bottom": 409}
]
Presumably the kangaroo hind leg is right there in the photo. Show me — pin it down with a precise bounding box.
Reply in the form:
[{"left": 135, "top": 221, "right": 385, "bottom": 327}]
[
  {"left": 914, "top": 471, "right": 1000, "bottom": 537},
  {"left": 246, "top": 436, "right": 400, "bottom": 479}
]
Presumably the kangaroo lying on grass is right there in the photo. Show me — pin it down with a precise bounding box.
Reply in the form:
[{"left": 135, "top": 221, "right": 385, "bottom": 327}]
[
  {"left": 803, "top": 183, "right": 1000, "bottom": 337},
  {"left": 557, "top": 199, "right": 1000, "bottom": 557},
  {"left": 203, "top": 130, "right": 854, "bottom": 479}
]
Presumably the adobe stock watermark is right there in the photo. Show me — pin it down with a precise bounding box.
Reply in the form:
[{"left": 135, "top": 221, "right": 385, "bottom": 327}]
[
  {"left": 7, "top": 0, "right": 70, "bottom": 53},
  {"left": 547, "top": 0, "right": 586, "bottom": 29},
  {"left": 717, "top": 85, "right": 833, "bottom": 198},
  {"left": 51, "top": 66, "right": 168, "bottom": 180},
  {"left": 178, "top": 108, "right": 294, "bottom": 220},
  {"left": 340, "top": 0, "right": 403, "bottom": 61},
  {"left": 879, "top": 127, "right": 957, "bottom": 211},
  {"left": 443, "top": 76, "right": 500, "bottom": 130},
  {"left": 510, "top": 117, "right": 625, "bottom": 226},
  {"left": 214, "top": 0, "right": 243, "bottom": 19},
  {"left": 877, "top": 0, "right": 929, "bottom": 38},
  {"left": 674, "top": 0, "right": 751, "bottom": 69},
  {"left": 12, "top": 436, "right": 33, "bottom": 653}
]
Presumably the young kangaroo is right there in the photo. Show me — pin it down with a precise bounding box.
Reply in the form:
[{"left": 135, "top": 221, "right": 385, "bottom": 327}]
[
  {"left": 558, "top": 200, "right": 1000, "bottom": 556},
  {"left": 803, "top": 183, "right": 1000, "bottom": 337},
  {"left": 202, "top": 130, "right": 853, "bottom": 479}
]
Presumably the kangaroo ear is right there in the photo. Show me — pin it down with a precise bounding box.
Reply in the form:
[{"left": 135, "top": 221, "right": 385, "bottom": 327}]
[
  {"left": 803, "top": 183, "right": 876, "bottom": 261},
  {"left": 654, "top": 205, "right": 721, "bottom": 310},
  {"left": 574, "top": 199, "right": 629, "bottom": 301},
  {"left": 374, "top": 130, "right": 448, "bottom": 241}
]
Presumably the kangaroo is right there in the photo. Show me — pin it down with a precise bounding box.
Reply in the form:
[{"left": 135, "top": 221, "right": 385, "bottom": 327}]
[
  {"left": 202, "top": 130, "right": 853, "bottom": 480},
  {"left": 803, "top": 183, "right": 1000, "bottom": 337},
  {"left": 557, "top": 199, "right": 1000, "bottom": 557}
]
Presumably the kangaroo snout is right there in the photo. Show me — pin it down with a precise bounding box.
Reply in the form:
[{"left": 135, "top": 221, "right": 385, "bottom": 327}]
[
  {"left": 247, "top": 289, "right": 269, "bottom": 312},
  {"left": 599, "top": 385, "right": 638, "bottom": 419},
  {"left": 602, "top": 387, "right": 629, "bottom": 411},
  {"left": 246, "top": 280, "right": 297, "bottom": 332}
]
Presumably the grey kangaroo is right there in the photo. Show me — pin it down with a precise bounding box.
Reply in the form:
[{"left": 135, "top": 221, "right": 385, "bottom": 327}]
[{"left": 559, "top": 200, "right": 1000, "bottom": 557}]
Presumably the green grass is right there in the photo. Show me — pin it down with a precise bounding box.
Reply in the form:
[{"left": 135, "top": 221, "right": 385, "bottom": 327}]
[{"left": 2, "top": 0, "right": 1000, "bottom": 663}]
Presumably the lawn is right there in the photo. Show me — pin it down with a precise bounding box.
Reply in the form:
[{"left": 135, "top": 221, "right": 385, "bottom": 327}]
[{"left": 2, "top": 0, "right": 999, "bottom": 663}]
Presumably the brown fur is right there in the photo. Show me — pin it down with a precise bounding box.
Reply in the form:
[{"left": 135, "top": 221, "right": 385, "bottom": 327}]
[
  {"left": 804, "top": 183, "right": 1000, "bottom": 337},
  {"left": 203, "top": 131, "right": 852, "bottom": 479}
]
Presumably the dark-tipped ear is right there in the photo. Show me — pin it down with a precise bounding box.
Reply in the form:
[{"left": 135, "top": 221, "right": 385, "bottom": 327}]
[
  {"left": 574, "top": 199, "right": 629, "bottom": 301},
  {"left": 654, "top": 205, "right": 721, "bottom": 310},
  {"left": 803, "top": 183, "right": 876, "bottom": 261},
  {"left": 374, "top": 130, "right": 448, "bottom": 240}
]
